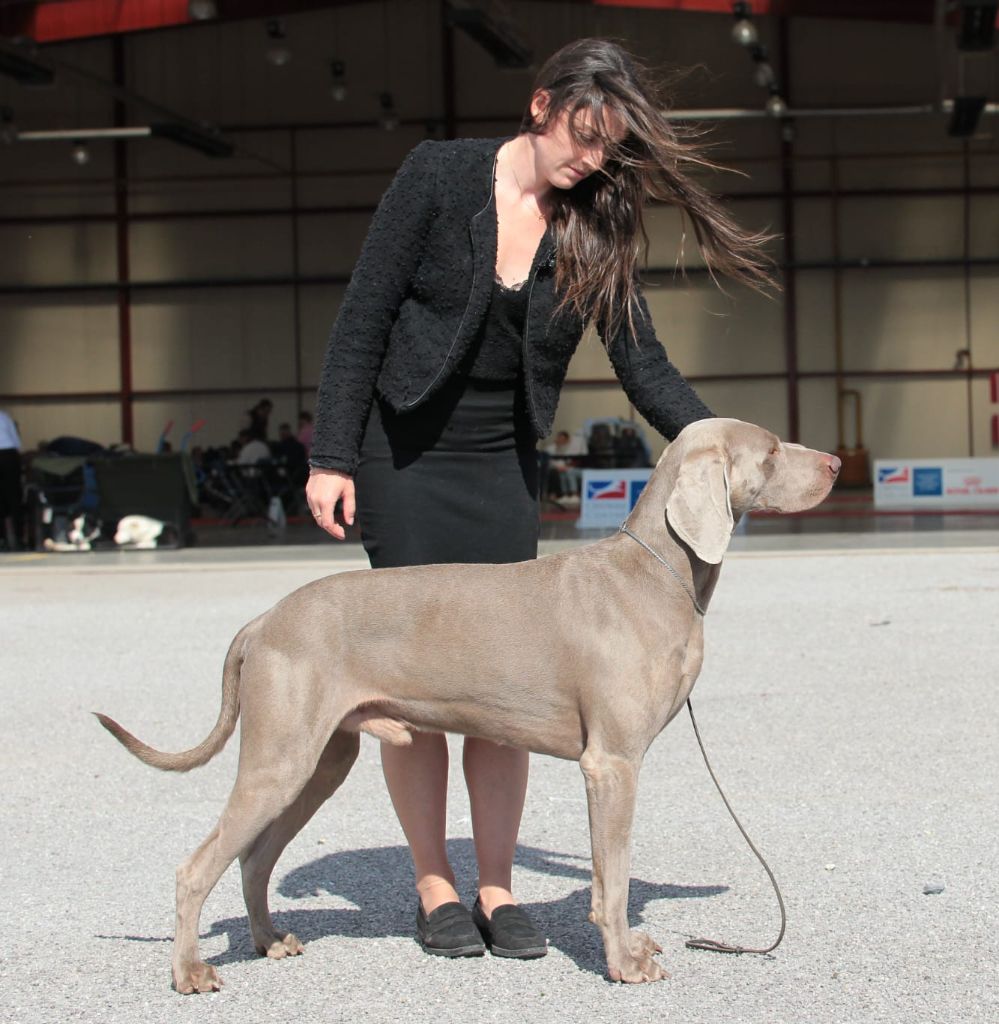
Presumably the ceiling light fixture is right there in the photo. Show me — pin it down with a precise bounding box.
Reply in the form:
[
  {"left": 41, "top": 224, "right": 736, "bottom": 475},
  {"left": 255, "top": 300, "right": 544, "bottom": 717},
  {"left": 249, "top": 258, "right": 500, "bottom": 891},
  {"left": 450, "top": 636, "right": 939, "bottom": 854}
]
[
  {"left": 188, "top": 1, "right": 218, "bottom": 21},
  {"left": 330, "top": 59, "right": 348, "bottom": 101},
  {"left": 765, "top": 89, "right": 787, "bottom": 117},
  {"left": 265, "top": 19, "right": 291, "bottom": 67},
  {"left": 731, "top": 2, "right": 758, "bottom": 47},
  {"left": 379, "top": 92, "right": 399, "bottom": 132}
]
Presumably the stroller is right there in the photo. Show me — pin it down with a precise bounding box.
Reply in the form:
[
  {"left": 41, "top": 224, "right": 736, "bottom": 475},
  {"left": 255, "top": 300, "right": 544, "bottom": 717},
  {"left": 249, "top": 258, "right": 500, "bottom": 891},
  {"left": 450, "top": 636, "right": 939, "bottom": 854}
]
[{"left": 199, "top": 449, "right": 291, "bottom": 535}]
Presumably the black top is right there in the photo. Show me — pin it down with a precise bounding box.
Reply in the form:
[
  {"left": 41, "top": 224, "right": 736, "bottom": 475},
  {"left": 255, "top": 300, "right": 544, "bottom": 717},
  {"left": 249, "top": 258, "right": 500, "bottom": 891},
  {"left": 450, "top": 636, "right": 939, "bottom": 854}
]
[{"left": 462, "top": 276, "right": 529, "bottom": 383}]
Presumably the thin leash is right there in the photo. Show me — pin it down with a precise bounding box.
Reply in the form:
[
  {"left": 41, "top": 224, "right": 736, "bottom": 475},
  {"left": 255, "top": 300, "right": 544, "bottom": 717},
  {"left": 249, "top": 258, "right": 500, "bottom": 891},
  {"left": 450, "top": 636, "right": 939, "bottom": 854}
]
[{"left": 619, "top": 524, "right": 787, "bottom": 955}]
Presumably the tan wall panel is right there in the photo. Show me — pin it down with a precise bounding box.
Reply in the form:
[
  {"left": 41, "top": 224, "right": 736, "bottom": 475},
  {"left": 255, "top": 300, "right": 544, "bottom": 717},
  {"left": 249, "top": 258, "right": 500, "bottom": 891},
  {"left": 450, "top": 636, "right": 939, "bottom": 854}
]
[
  {"left": 130, "top": 288, "right": 296, "bottom": 390},
  {"left": 799, "top": 378, "right": 849, "bottom": 456},
  {"left": 298, "top": 284, "right": 346, "bottom": 387},
  {"left": 811, "top": 116, "right": 957, "bottom": 156},
  {"left": 128, "top": 171, "right": 293, "bottom": 216},
  {"left": 789, "top": 19, "right": 933, "bottom": 107},
  {"left": 971, "top": 268, "right": 999, "bottom": 366},
  {"left": 128, "top": 217, "right": 294, "bottom": 281},
  {"left": 840, "top": 379, "right": 968, "bottom": 459},
  {"left": 841, "top": 268, "right": 966, "bottom": 371},
  {"left": 800, "top": 378, "right": 974, "bottom": 460},
  {"left": 794, "top": 157, "right": 835, "bottom": 193},
  {"left": 643, "top": 277, "right": 784, "bottom": 376},
  {"left": 4, "top": 401, "right": 120, "bottom": 451},
  {"left": 702, "top": 380, "right": 789, "bottom": 439},
  {"left": 970, "top": 196, "right": 999, "bottom": 262},
  {"left": 0, "top": 178, "right": 115, "bottom": 220},
  {"left": 294, "top": 128, "right": 430, "bottom": 200},
  {"left": 971, "top": 153, "right": 999, "bottom": 188},
  {"left": 795, "top": 271, "right": 837, "bottom": 374},
  {"left": 561, "top": 279, "right": 783, "bottom": 382},
  {"left": 838, "top": 154, "right": 965, "bottom": 191},
  {"left": 0, "top": 295, "right": 118, "bottom": 392},
  {"left": 645, "top": 198, "right": 782, "bottom": 271},
  {"left": 839, "top": 195, "right": 965, "bottom": 263},
  {"left": 0, "top": 223, "right": 116, "bottom": 285},
  {"left": 297, "top": 213, "right": 372, "bottom": 277}
]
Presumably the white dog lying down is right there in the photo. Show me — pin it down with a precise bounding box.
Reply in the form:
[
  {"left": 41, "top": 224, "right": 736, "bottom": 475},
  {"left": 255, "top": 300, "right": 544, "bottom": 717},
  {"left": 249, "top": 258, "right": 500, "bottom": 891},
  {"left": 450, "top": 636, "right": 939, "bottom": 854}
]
[{"left": 113, "top": 515, "right": 179, "bottom": 549}]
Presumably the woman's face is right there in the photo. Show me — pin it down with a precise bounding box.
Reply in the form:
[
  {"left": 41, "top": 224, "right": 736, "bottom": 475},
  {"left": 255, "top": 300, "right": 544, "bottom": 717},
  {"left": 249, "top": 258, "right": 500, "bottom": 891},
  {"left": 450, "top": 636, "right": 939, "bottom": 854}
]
[{"left": 529, "top": 91, "right": 627, "bottom": 191}]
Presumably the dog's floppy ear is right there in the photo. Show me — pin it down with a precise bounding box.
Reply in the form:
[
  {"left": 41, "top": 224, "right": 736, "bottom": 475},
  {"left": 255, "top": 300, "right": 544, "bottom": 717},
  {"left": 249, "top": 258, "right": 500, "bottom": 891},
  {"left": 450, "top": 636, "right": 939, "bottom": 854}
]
[{"left": 665, "top": 450, "right": 733, "bottom": 564}]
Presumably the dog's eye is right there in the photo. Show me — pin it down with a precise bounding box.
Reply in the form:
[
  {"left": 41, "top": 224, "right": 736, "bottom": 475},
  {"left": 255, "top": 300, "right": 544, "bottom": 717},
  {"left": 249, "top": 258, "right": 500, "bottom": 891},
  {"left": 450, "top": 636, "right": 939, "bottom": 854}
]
[{"left": 769, "top": 445, "right": 780, "bottom": 457}]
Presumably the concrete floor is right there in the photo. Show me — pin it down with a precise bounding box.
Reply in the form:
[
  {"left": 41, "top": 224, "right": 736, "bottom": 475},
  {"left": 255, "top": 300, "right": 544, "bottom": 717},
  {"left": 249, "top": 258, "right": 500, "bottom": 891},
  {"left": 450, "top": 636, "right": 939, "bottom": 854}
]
[{"left": 2, "top": 509, "right": 997, "bottom": 1024}]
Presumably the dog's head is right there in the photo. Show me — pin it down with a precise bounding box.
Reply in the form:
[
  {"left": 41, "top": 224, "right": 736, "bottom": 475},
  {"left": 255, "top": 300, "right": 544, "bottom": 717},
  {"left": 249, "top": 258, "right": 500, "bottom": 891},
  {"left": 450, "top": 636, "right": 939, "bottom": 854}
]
[
  {"left": 663, "top": 418, "right": 840, "bottom": 564},
  {"left": 114, "top": 514, "right": 165, "bottom": 548},
  {"left": 67, "top": 514, "right": 101, "bottom": 548}
]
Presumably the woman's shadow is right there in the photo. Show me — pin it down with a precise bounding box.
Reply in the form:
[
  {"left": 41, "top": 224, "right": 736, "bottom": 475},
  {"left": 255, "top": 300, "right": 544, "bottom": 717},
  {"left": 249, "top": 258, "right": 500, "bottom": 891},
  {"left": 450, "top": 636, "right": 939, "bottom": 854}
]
[{"left": 200, "top": 839, "right": 727, "bottom": 977}]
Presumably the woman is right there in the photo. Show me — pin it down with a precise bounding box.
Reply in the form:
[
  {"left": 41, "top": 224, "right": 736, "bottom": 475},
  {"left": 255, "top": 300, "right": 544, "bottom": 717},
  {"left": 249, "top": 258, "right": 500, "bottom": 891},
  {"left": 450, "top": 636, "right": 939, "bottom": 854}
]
[{"left": 306, "top": 38, "right": 774, "bottom": 960}]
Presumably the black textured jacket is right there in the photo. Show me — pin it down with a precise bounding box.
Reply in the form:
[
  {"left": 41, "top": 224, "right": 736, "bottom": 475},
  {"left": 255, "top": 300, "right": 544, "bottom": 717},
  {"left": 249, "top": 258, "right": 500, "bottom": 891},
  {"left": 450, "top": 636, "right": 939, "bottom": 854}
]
[{"left": 310, "top": 135, "right": 713, "bottom": 474}]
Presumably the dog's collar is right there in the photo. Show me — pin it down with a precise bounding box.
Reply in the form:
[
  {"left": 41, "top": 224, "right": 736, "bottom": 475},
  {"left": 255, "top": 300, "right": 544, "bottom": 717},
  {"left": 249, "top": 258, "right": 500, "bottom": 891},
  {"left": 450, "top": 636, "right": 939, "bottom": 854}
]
[{"left": 619, "top": 525, "right": 706, "bottom": 617}]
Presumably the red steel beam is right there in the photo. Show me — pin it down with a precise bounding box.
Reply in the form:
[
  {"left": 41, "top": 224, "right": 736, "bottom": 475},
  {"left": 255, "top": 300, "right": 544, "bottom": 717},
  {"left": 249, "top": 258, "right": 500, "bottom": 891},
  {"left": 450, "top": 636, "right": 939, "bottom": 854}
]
[
  {"left": 593, "top": 0, "right": 995, "bottom": 25},
  {"left": 0, "top": 0, "right": 356, "bottom": 44},
  {"left": 1, "top": 0, "right": 191, "bottom": 41}
]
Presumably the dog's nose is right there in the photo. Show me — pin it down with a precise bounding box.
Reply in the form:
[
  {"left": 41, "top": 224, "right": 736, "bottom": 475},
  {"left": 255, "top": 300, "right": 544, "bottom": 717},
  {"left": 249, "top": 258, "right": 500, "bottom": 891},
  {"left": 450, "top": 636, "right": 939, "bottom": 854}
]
[{"left": 827, "top": 455, "right": 841, "bottom": 477}]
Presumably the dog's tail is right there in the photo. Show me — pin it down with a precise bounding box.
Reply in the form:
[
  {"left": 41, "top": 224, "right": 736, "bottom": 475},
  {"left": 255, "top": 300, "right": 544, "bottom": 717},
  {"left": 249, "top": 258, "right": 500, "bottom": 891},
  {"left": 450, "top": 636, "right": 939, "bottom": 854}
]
[{"left": 93, "top": 624, "right": 248, "bottom": 772}]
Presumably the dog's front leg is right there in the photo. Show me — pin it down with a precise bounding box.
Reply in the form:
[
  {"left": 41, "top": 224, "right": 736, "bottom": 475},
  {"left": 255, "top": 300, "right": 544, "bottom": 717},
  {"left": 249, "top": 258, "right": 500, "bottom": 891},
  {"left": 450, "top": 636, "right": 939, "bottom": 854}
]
[{"left": 580, "top": 748, "right": 666, "bottom": 983}]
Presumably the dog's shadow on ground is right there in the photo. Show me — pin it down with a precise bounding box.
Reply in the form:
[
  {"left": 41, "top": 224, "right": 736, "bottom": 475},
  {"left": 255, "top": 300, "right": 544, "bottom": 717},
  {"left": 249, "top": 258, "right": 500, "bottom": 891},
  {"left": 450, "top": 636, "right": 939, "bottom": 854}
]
[{"left": 200, "top": 839, "right": 726, "bottom": 977}]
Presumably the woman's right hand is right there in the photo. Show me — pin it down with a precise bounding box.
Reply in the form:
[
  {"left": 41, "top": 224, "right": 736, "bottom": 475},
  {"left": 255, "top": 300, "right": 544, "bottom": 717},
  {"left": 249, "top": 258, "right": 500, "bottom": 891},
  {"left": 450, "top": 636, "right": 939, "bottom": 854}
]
[{"left": 306, "top": 468, "right": 356, "bottom": 541}]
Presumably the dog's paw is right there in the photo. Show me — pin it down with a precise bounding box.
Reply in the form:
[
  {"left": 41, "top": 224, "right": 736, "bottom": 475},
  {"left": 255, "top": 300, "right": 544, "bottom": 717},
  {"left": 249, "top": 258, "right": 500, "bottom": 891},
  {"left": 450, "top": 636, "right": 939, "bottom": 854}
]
[
  {"left": 607, "top": 933, "right": 668, "bottom": 984},
  {"left": 629, "top": 930, "right": 663, "bottom": 960},
  {"left": 173, "top": 960, "right": 222, "bottom": 994},
  {"left": 256, "top": 932, "right": 305, "bottom": 959}
]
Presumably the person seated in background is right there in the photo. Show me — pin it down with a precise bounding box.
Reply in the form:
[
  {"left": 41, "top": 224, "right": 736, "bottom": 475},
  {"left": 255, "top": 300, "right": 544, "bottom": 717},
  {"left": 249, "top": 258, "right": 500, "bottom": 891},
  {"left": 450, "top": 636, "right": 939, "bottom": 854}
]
[
  {"left": 271, "top": 423, "right": 309, "bottom": 515},
  {"left": 297, "top": 410, "right": 314, "bottom": 457},
  {"left": 235, "top": 429, "right": 270, "bottom": 465},
  {"left": 586, "top": 422, "right": 616, "bottom": 469},
  {"left": 614, "top": 424, "right": 651, "bottom": 468},
  {"left": 542, "top": 429, "right": 586, "bottom": 501},
  {"left": 244, "top": 398, "right": 273, "bottom": 442},
  {"left": 274, "top": 422, "right": 308, "bottom": 482}
]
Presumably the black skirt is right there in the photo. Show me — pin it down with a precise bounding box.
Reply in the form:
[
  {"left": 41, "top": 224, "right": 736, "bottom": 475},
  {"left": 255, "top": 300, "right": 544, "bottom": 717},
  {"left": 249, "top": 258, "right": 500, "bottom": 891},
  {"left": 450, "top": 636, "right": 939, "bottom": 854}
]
[{"left": 355, "top": 375, "right": 540, "bottom": 569}]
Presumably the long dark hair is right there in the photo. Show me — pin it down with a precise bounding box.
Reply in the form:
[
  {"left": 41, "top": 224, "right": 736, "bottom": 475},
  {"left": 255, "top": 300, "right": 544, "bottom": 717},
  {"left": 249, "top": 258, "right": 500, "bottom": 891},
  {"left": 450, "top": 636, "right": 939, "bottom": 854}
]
[{"left": 522, "top": 38, "right": 778, "bottom": 339}]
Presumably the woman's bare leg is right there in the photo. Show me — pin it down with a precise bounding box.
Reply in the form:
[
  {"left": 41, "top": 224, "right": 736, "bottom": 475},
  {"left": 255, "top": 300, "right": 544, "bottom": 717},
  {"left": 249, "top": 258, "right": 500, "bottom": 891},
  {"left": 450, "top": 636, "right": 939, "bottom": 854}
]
[
  {"left": 381, "top": 732, "right": 459, "bottom": 913},
  {"left": 463, "top": 737, "right": 530, "bottom": 916}
]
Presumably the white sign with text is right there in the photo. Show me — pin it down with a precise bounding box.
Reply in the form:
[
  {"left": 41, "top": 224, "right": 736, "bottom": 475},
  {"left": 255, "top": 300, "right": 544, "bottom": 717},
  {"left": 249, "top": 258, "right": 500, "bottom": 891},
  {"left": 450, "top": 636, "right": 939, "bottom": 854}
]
[{"left": 874, "top": 458, "right": 999, "bottom": 508}]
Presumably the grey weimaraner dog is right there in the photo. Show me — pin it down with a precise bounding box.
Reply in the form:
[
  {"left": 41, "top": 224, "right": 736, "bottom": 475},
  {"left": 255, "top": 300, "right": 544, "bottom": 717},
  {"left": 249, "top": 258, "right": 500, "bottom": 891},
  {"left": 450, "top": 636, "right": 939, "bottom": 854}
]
[{"left": 97, "top": 418, "right": 840, "bottom": 990}]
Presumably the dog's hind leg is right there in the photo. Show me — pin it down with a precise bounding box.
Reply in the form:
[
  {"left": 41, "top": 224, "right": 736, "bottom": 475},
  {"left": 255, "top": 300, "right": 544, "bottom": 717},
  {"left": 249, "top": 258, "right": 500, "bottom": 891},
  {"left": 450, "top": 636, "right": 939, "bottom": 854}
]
[
  {"left": 239, "top": 729, "right": 360, "bottom": 960},
  {"left": 171, "top": 756, "right": 326, "bottom": 994}
]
